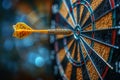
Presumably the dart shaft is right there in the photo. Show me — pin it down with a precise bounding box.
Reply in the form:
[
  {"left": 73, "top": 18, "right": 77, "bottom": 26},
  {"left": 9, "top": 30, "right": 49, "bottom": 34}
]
[{"left": 17, "top": 29, "right": 72, "bottom": 35}]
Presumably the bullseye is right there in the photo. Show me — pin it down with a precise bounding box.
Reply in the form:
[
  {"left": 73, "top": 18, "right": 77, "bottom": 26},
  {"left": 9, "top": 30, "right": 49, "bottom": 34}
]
[
  {"left": 52, "top": 0, "right": 120, "bottom": 80},
  {"left": 74, "top": 25, "right": 81, "bottom": 40}
]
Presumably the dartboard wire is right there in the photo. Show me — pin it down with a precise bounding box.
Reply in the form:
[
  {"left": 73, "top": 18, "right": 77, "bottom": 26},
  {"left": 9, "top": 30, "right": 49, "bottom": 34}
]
[
  {"left": 79, "top": 4, "right": 84, "bottom": 26},
  {"left": 79, "top": 5, "right": 82, "bottom": 25},
  {"left": 64, "top": 38, "right": 85, "bottom": 67},
  {"left": 62, "top": 0, "right": 77, "bottom": 26},
  {"left": 81, "top": 26, "right": 120, "bottom": 32},
  {"left": 57, "top": 39, "right": 76, "bottom": 80},
  {"left": 82, "top": 2, "right": 120, "bottom": 30},
  {"left": 80, "top": 0, "right": 102, "bottom": 27},
  {"left": 73, "top": 0, "right": 92, "bottom": 25},
  {"left": 55, "top": 33, "right": 73, "bottom": 41},
  {"left": 68, "top": 0, "right": 81, "bottom": 25},
  {"left": 80, "top": 34, "right": 119, "bottom": 49},
  {"left": 62, "top": 0, "right": 95, "bottom": 67},
  {"left": 73, "top": 0, "right": 81, "bottom": 24},
  {"left": 63, "top": 35, "right": 74, "bottom": 47},
  {"left": 54, "top": 35, "right": 67, "bottom": 80},
  {"left": 80, "top": 37, "right": 103, "bottom": 80},
  {"left": 65, "top": 0, "right": 94, "bottom": 29},
  {"left": 81, "top": 0, "right": 109, "bottom": 29},
  {"left": 56, "top": 35, "right": 74, "bottom": 43},
  {"left": 55, "top": 38, "right": 75, "bottom": 80},
  {"left": 55, "top": 0, "right": 91, "bottom": 68},
  {"left": 69, "top": 40, "right": 77, "bottom": 57},
  {"left": 54, "top": 0, "right": 119, "bottom": 79},
  {"left": 58, "top": 41, "right": 74, "bottom": 77},
  {"left": 56, "top": 54, "right": 68, "bottom": 80},
  {"left": 55, "top": 35, "right": 74, "bottom": 53},
  {"left": 55, "top": 0, "right": 102, "bottom": 79},
  {"left": 78, "top": 40, "right": 91, "bottom": 80},
  {"left": 81, "top": 26, "right": 120, "bottom": 49},
  {"left": 101, "top": 0, "right": 117, "bottom": 78},
  {"left": 70, "top": 41, "right": 78, "bottom": 80},
  {"left": 80, "top": 37, "right": 113, "bottom": 69},
  {"left": 80, "top": 4, "right": 88, "bottom": 26},
  {"left": 55, "top": 12, "right": 74, "bottom": 31},
  {"left": 62, "top": 36, "right": 90, "bottom": 66},
  {"left": 86, "top": 0, "right": 92, "bottom": 3},
  {"left": 76, "top": 3, "right": 80, "bottom": 24}
]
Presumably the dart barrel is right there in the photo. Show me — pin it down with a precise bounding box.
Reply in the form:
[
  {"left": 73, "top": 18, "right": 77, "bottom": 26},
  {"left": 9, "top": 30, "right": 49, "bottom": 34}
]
[{"left": 48, "top": 29, "right": 72, "bottom": 35}]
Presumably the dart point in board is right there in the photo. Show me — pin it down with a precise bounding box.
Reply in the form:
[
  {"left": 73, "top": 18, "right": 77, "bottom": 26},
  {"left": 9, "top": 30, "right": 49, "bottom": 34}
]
[{"left": 13, "top": 22, "right": 73, "bottom": 39}]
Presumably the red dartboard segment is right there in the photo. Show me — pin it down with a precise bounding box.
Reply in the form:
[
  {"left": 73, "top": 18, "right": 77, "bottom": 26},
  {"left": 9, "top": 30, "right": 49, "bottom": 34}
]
[
  {"left": 111, "top": 30, "right": 117, "bottom": 45},
  {"left": 109, "top": 0, "right": 115, "bottom": 9},
  {"left": 52, "top": 0, "right": 120, "bottom": 80},
  {"left": 102, "top": 0, "right": 116, "bottom": 79}
]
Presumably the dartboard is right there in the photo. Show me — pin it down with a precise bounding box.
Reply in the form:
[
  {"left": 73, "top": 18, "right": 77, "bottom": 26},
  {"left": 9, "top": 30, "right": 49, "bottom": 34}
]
[{"left": 50, "top": 0, "right": 120, "bottom": 80}]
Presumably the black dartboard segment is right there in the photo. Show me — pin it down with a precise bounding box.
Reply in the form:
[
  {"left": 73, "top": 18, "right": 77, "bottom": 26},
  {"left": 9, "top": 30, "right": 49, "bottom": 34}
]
[{"left": 51, "top": 0, "right": 120, "bottom": 80}]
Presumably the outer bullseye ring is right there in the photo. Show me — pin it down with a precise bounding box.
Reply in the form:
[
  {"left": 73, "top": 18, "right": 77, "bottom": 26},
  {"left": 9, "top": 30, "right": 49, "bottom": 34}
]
[
  {"left": 63, "top": 0, "right": 95, "bottom": 67},
  {"left": 74, "top": 24, "right": 81, "bottom": 40},
  {"left": 52, "top": 0, "right": 119, "bottom": 79}
]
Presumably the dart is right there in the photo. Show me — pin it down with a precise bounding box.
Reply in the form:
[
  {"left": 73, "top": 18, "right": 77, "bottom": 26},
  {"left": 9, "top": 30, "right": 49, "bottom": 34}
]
[{"left": 13, "top": 22, "right": 73, "bottom": 39}]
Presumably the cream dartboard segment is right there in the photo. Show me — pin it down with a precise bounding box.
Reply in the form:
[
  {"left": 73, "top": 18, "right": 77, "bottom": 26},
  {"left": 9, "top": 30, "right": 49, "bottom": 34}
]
[{"left": 51, "top": 0, "right": 120, "bottom": 80}]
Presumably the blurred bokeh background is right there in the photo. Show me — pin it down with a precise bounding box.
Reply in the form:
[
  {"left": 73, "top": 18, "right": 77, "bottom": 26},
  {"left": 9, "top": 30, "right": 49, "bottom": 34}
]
[{"left": 0, "top": 0, "right": 55, "bottom": 80}]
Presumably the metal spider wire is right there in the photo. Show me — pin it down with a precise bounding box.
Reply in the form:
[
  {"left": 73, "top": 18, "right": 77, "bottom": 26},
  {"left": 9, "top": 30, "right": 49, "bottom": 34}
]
[{"left": 51, "top": 0, "right": 120, "bottom": 80}]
